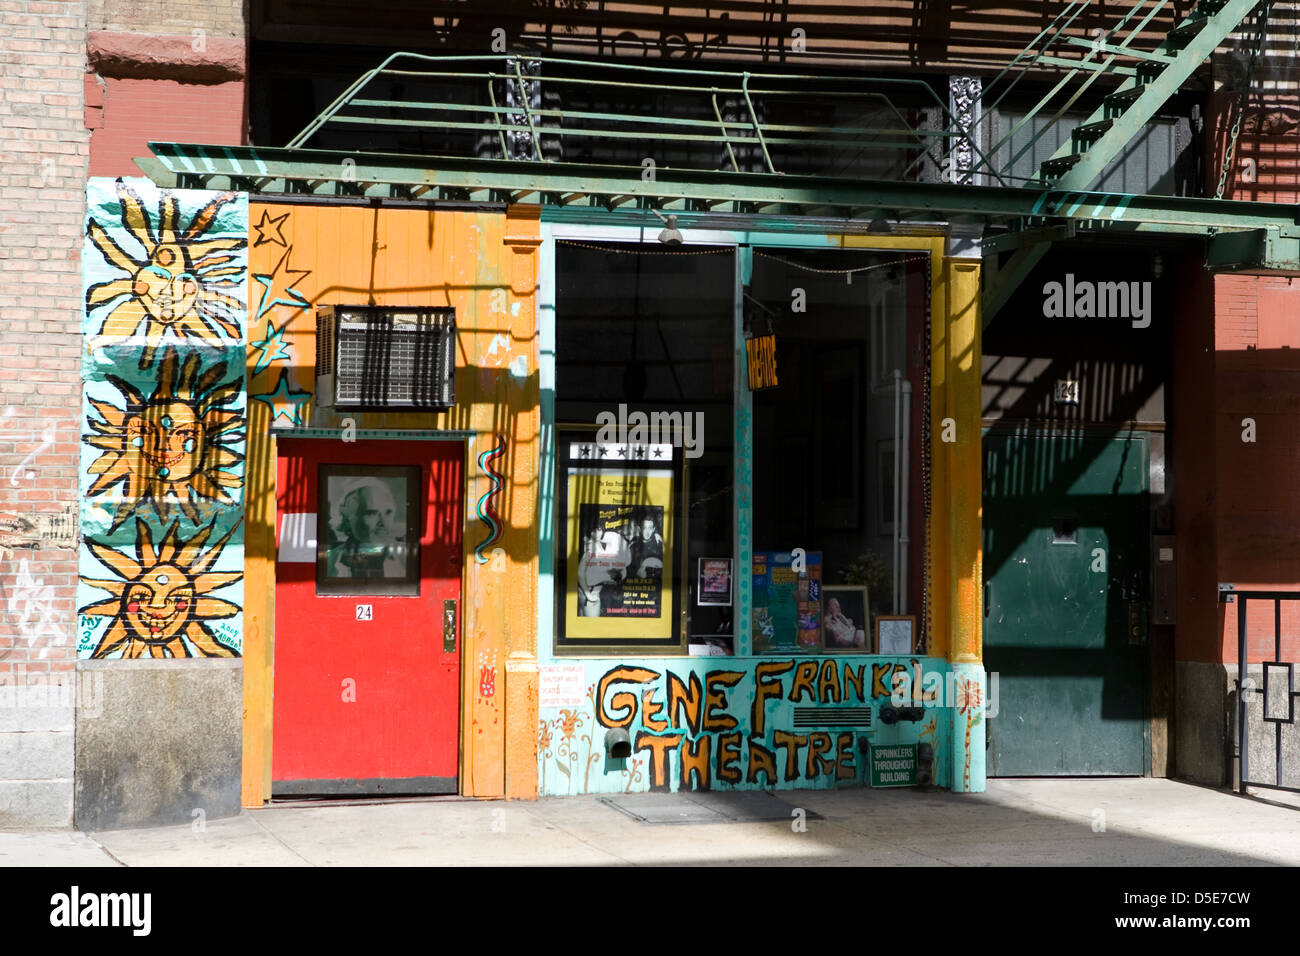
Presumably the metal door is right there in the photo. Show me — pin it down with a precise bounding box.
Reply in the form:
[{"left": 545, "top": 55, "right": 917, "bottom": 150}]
[
  {"left": 984, "top": 429, "right": 1148, "bottom": 776},
  {"left": 272, "top": 437, "right": 463, "bottom": 795}
]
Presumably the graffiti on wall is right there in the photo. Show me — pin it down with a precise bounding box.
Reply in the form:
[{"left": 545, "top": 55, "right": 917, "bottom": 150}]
[
  {"left": 85, "top": 180, "right": 246, "bottom": 369},
  {"left": 540, "top": 657, "right": 946, "bottom": 794},
  {"left": 84, "top": 347, "right": 245, "bottom": 530},
  {"left": 79, "top": 178, "right": 247, "bottom": 659},
  {"left": 79, "top": 517, "right": 241, "bottom": 658},
  {"left": 247, "top": 209, "right": 312, "bottom": 426}
]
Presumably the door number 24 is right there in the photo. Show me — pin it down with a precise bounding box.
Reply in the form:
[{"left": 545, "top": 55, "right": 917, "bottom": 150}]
[{"left": 355, "top": 604, "right": 373, "bottom": 621}]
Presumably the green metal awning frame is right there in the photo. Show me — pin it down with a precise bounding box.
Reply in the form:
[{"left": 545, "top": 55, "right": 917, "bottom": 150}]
[{"left": 137, "top": 141, "right": 1300, "bottom": 268}]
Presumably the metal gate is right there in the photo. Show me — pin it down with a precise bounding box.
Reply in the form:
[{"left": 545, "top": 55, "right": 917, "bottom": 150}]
[{"left": 1234, "top": 590, "right": 1300, "bottom": 795}]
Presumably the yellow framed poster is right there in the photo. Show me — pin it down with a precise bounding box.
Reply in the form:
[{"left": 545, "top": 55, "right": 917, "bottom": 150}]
[{"left": 556, "top": 433, "right": 684, "bottom": 653}]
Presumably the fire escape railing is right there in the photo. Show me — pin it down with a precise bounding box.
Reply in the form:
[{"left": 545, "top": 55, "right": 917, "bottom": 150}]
[{"left": 281, "top": 52, "right": 1008, "bottom": 187}]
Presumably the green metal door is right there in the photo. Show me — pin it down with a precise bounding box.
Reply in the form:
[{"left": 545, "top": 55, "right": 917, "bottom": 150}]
[{"left": 984, "top": 430, "right": 1148, "bottom": 776}]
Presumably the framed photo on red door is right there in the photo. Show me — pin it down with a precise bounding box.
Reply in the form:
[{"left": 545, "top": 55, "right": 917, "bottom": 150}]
[{"left": 316, "top": 464, "right": 421, "bottom": 596}]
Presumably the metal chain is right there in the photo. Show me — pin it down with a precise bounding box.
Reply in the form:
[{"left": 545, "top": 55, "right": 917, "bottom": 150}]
[{"left": 1214, "top": 0, "right": 1273, "bottom": 200}]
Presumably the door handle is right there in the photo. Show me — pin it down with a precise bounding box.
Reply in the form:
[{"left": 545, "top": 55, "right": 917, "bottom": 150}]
[
  {"left": 984, "top": 581, "right": 990, "bottom": 617},
  {"left": 443, "top": 599, "right": 457, "bottom": 653}
]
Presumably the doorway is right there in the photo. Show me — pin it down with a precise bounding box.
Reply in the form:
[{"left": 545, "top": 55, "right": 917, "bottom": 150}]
[
  {"left": 984, "top": 429, "right": 1149, "bottom": 776},
  {"left": 272, "top": 437, "right": 464, "bottom": 795}
]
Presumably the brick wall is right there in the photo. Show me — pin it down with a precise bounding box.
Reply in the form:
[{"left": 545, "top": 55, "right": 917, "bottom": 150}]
[
  {"left": 89, "top": 0, "right": 245, "bottom": 37},
  {"left": 0, "top": 0, "right": 91, "bottom": 826},
  {"left": 1209, "top": 5, "right": 1300, "bottom": 204},
  {"left": 85, "top": 0, "right": 247, "bottom": 179},
  {"left": 1214, "top": 274, "right": 1300, "bottom": 664},
  {"left": 88, "top": 75, "right": 244, "bottom": 177}
]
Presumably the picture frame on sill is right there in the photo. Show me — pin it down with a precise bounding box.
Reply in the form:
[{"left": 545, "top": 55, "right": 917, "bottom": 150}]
[
  {"left": 822, "top": 585, "right": 869, "bottom": 651},
  {"left": 875, "top": 615, "right": 916, "bottom": 655}
]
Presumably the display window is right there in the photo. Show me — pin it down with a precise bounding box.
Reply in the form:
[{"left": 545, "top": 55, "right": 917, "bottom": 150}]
[{"left": 551, "top": 237, "right": 926, "bottom": 656}]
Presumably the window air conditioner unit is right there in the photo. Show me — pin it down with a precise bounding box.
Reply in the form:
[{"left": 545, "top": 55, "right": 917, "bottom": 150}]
[{"left": 315, "top": 305, "right": 456, "bottom": 411}]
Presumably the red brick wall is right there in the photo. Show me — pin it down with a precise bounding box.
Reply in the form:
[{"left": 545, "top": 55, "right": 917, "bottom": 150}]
[
  {"left": 88, "top": 75, "right": 245, "bottom": 178},
  {"left": 1214, "top": 274, "right": 1300, "bottom": 663},
  {"left": 0, "top": 1, "right": 89, "bottom": 682},
  {"left": 1171, "top": 256, "right": 1219, "bottom": 665},
  {"left": 1206, "top": 91, "right": 1300, "bottom": 205}
]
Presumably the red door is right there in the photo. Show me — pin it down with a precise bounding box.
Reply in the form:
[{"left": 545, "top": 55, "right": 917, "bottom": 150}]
[{"left": 273, "top": 438, "right": 463, "bottom": 795}]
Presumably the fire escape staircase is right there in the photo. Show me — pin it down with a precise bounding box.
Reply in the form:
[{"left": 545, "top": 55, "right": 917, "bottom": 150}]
[{"left": 981, "top": 0, "right": 1268, "bottom": 322}]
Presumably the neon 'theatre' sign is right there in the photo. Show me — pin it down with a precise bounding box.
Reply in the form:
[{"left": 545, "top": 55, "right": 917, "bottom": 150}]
[{"left": 745, "top": 334, "right": 779, "bottom": 390}]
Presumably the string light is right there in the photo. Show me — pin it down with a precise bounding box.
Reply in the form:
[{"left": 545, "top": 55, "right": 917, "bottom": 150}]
[
  {"left": 556, "top": 240, "right": 732, "bottom": 256},
  {"left": 752, "top": 250, "right": 927, "bottom": 277}
]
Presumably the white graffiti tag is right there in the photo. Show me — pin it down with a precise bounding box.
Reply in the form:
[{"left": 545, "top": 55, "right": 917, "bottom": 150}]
[
  {"left": 0, "top": 407, "right": 55, "bottom": 486},
  {"left": 5, "top": 559, "right": 65, "bottom": 655}
]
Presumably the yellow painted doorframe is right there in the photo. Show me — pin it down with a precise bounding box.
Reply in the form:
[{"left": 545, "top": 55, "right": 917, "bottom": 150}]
[{"left": 838, "top": 234, "right": 982, "bottom": 666}]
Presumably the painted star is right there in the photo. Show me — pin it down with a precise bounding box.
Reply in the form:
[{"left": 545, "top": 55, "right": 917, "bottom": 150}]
[
  {"left": 251, "top": 370, "right": 311, "bottom": 426},
  {"left": 252, "top": 210, "right": 289, "bottom": 248},
  {"left": 252, "top": 247, "right": 310, "bottom": 320},
  {"left": 249, "top": 317, "right": 293, "bottom": 376}
]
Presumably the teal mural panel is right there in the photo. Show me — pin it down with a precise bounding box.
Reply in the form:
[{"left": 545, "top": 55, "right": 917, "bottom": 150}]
[
  {"left": 537, "top": 656, "right": 952, "bottom": 795},
  {"left": 78, "top": 178, "right": 248, "bottom": 659}
]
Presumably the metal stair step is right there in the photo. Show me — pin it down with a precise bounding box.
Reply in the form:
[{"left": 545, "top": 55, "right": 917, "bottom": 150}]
[
  {"left": 1166, "top": 17, "right": 1210, "bottom": 47},
  {"left": 1073, "top": 118, "right": 1114, "bottom": 145},
  {"left": 1039, "top": 153, "right": 1084, "bottom": 180},
  {"left": 1104, "top": 83, "right": 1149, "bottom": 113}
]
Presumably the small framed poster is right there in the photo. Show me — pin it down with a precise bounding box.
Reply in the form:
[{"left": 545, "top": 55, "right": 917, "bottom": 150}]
[
  {"left": 822, "top": 585, "right": 869, "bottom": 651},
  {"left": 697, "top": 558, "right": 733, "bottom": 607},
  {"left": 876, "top": 615, "right": 916, "bottom": 655},
  {"left": 752, "top": 550, "right": 823, "bottom": 652}
]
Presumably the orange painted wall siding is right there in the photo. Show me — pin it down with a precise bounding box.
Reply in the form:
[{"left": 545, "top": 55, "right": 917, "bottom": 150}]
[{"left": 241, "top": 202, "right": 540, "bottom": 803}]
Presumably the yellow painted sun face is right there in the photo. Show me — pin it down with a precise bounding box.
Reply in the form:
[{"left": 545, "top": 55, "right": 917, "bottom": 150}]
[
  {"left": 125, "top": 400, "right": 207, "bottom": 484},
  {"left": 81, "top": 517, "right": 240, "bottom": 659},
  {"left": 86, "top": 347, "right": 243, "bottom": 530},
  {"left": 86, "top": 180, "right": 245, "bottom": 368},
  {"left": 122, "top": 566, "right": 195, "bottom": 644}
]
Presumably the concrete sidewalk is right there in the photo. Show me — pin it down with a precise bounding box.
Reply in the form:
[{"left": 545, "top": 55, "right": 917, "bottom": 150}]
[{"left": 3, "top": 778, "right": 1298, "bottom": 867}]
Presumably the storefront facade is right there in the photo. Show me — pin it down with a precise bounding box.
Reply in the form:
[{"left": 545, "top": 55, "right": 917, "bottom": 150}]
[
  {"left": 73, "top": 175, "right": 984, "bottom": 807},
  {"left": 10, "top": 1, "right": 1299, "bottom": 828}
]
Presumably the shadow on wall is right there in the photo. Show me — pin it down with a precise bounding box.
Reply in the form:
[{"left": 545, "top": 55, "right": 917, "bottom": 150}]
[{"left": 1216, "top": 346, "right": 1300, "bottom": 664}]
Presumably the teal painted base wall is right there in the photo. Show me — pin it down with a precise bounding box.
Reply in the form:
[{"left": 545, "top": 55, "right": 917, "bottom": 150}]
[{"left": 538, "top": 655, "right": 953, "bottom": 795}]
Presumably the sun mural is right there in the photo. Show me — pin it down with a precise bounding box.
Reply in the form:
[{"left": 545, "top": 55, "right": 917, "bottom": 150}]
[
  {"left": 85, "top": 346, "right": 244, "bottom": 530},
  {"left": 80, "top": 517, "right": 241, "bottom": 658},
  {"left": 85, "top": 179, "right": 246, "bottom": 369}
]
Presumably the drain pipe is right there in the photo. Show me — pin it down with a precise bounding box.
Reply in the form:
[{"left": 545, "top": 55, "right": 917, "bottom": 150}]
[
  {"left": 892, "top": 369, "right": 902, "bottom": 614},
  {"left": 899, "top": 375, "right": 911, "bottom": 616},
  {"left": 889, "top": 369, "right": 912, "bottom": 615}
]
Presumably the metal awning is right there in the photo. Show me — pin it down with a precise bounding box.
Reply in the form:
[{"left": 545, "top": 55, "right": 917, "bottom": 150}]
[{"left": 137, "top": 141, "right": 1299, "bottom": 264}]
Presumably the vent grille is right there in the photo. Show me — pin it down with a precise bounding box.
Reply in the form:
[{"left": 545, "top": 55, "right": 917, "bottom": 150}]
[
  {"left": 316, "top": 309, "right": 335, "bottom": 377},
  {"left": 792, "top": 706, "right": 872, "bottom": 729},
  {"left": 318, "top": 306, "right": 455, "bottom": 409}
]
